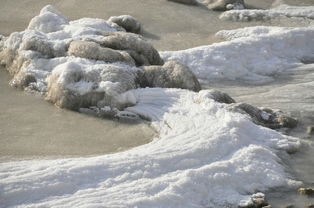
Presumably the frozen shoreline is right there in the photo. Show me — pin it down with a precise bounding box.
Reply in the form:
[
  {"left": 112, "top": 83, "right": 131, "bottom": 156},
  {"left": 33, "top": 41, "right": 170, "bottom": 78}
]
[{"left": 1, "top": 1, "right": 314, "bottom": 207}]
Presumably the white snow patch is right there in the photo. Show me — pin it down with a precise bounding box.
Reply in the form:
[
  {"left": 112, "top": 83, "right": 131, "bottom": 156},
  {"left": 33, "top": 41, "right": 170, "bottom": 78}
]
[
  {"left": 0, "top": 88, "right": 301, "bottom": 208},
  {"left": 161, "top": 26, "right": 314, "bottom": 84},
  {"left": 220, "top": 3, "right": 314, "bottom": 21}
]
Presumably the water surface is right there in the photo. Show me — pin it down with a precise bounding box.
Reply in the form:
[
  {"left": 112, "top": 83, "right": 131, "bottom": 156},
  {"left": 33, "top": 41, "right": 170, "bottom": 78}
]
[{"left": 0, "top": 68, "right": 155, "bottom": 161}]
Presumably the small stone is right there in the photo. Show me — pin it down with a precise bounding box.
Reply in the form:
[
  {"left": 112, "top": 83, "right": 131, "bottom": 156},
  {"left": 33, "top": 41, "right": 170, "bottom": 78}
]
[
  {"left": 307, "top": 204, "right": 314, "bottom": 208},
  {"left": 275, "top": 115, "right": 298, "bottom": 128},
  {"left": 298, "top": 188, "right": 314, "bottom": 196},
  {"left": 307, "top": 126, "right": 314, "bottom": 135},
  {"left": 285, "top": 205, "right": 294, "bottom": 208}
]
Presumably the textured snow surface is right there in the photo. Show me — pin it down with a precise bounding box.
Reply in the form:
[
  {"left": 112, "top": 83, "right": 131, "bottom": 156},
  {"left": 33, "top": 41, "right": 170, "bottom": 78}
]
[
  {"left": 0, "top": 4, "right": 311, "bottom": 208},
  {"left": 220, "top": 3, "right": 314, "bottom": 21},
  {"left": 0, "top": 88, "right": 300, "bottom": 208},
  {"left": 161, "top": 26, "right": 314, "bottom": 84}
]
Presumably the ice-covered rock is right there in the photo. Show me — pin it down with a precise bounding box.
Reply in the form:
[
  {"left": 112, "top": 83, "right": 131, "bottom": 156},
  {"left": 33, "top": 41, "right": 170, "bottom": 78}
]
[
  {"left": 204, "top": 0, "right": 245, "bottom": 11},
  {"left": 198, "top": 89, "right": 236, "bottom": 104},
  {"left": 108, "top": 15, "right": 142, "bottom": 34},
  {"left": 46, "top": 61, "right": 141, "bottom": 110},
  {"left": 167, "top": 0, "right": 198, "bottom": 5},
  {"left": 141, "top": 61, "right": 201, "bottom": 91},
  {"left": 0, "top": 4, "right": 178, "bottom": 109},
  {"left": 68, "top": 40, "right": 135, "bottom": 65},
  {"left": 99, "top": 32, "right": 164, "bottom": 66},
  {"left": 228, "top": 103, "right": 298, "bottom": 129}
]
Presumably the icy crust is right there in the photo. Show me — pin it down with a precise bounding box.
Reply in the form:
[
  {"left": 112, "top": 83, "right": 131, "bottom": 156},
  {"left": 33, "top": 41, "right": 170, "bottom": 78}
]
[
  {"left": 0, "top": 88, "right": 301, "bottom": 208},
  {"left": 161, "top": 26, "right": 314, "bottom": 84},
  {"left": 220, "top": 3, "right": 314, "bottom": 21}
]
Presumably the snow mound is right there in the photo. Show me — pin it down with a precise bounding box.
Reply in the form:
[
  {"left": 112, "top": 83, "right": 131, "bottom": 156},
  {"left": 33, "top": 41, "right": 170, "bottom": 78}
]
[
  {"left": 161, "top": 26, "right": 314, "bottom": 84},
  {"left": 0, "top": 88, "right": 300, "bottom": 208},
  {"left": 220, "top": 3, "right": 314, "bottom": 21}
]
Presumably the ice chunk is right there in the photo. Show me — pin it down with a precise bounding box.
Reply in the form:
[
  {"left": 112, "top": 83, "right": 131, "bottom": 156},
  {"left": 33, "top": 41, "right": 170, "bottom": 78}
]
[
  {"left": 141, "top": 61, "right": 201, "bottom": 91},
  {"left": 28, "top": 5, "right": 68, "bottom": 33}
]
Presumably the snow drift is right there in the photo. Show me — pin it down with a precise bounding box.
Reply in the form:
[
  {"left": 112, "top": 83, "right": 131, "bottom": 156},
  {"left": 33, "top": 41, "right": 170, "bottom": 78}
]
[
  {"left": 0, "top": 4, "right": 311, "bottom": 208},
  {"left": 0, "top": 88, "right": 301, "bottom": 208},
  {"left": 161, "top": 26, "right": 314, "bottom": 84},
  {"left": 220, "top": 3, "right": 314, "bottom": 21}
]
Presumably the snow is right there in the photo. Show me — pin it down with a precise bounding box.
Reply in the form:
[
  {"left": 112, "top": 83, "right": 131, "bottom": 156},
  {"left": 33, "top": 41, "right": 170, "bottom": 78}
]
[
  {"left": 220, "top": 3, "right": 314, "bottom": 21},
  {"left": 161, "top": 26, "right": 314, "bottom": 84},
  {"left": 0, "top": 4, "right": 312, "bottom": 208},
  {"left": 0, "top": 88, "right": 301, "bottom": 208}
]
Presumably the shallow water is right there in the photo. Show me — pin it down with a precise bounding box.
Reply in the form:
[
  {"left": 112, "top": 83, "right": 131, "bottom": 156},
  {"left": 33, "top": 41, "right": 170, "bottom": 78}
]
[
  {"left": 1, "top": 0, "right": 314, "bottom": 207},
  {"left": 0, "top": 67, "right": 155, "bottom": 161}
]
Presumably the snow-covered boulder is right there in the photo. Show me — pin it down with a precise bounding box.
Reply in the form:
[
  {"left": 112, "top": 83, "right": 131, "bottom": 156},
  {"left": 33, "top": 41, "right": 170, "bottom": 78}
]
[
  {"left": 99, "top": 32, "right": 164, "bottom": 66},
  {"left": 108, "top": 15, "right": 142, "bottom": 34},
  {"left": 198, "top": 89, "right": 236, "bottom": 104},
  {"left": 68, "top": 40, "right": 135, "bottom": 65},
  {"left": 0, "top": 4, "right": 178, "bottom": 108},
  {"left": 228, "top": 103, "right": 298, "bottom": 129},
  {"left": 141, "top": 61, "right": 201, "bottom": 91},
  {"left": 46, "top": 61, "right": 141, "bottom": 110}
]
